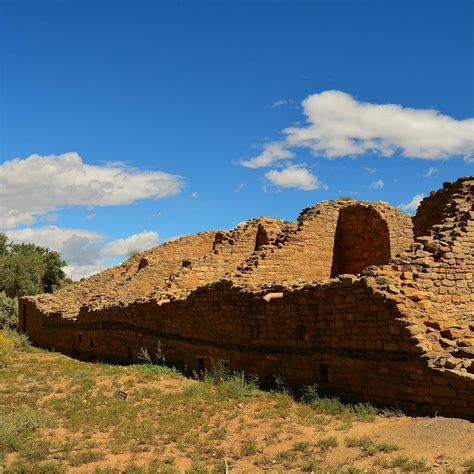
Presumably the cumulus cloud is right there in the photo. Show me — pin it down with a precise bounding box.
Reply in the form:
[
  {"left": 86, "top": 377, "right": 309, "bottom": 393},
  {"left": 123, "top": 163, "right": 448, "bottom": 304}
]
[
  {"left": 102, "top": 231, "right": 159, "bottom": 258},
  {"left": 2, "top": 210, "right": 36, "bottom": 228},
  {"left": 0, "top": 152, "right": 183, "bottom": 229},
  {"left": 399, "top": 194, "right": 425, "bottom": 212},
  {"left": 370, "top": 179, "right": 384, "bottom": 189},
  {"left": 265, "top": 165, "right": 321, "bottom": 191},
  {"left": 6, "top": 226, "right": 103, "bottom": 263},
  {"left": 5, "top": 226, "right": 160, "bottom": 280},
  {"left": 240, "top": 142, "right": 295, "bottom": 169},
  {"left": 284, "top": 90, "right": 474, "bottom": 159},
  {"left": 243, "top": 90, "right": 474, "bottom": 168}
]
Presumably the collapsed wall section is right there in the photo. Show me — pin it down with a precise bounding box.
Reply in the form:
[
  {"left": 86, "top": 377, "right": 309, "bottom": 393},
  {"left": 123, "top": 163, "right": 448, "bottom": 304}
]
[
  {"left": 29, "top": 231, "right": 219, "bottom": 318},
  {"left": 161, "top": 217, "right": 287, "bottom": 298}
]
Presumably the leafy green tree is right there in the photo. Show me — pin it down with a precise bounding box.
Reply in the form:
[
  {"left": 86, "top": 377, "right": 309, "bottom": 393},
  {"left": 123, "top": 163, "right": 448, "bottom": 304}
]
[
  {"left": 42, "top": 250, "right": 66, "bottom": 293},
  {"left": 0, "top": 233, "right": 67, "bottom": 297},
  {"left": 0, "top": 251, "right": 43, "bottom": 297},
  {"left": 0, "top": 234, "right": 9, "bottom": 256}
]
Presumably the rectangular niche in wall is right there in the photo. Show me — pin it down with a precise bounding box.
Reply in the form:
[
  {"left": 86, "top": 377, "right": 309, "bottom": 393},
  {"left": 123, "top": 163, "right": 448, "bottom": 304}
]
[
  {"left": 197, "top": 356, "right": 205, "bottom": 374},
  {"left": 320, "top": 363, "right": 329, "bottom": 383},
  {"left": 296, "top": 323, "right": 306, "bottom": 341}
]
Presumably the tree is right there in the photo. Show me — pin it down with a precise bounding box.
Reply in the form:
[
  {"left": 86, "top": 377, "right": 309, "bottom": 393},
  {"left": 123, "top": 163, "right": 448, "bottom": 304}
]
[{"left": 0, "top": 233, "right": 67, "bottom": 297}]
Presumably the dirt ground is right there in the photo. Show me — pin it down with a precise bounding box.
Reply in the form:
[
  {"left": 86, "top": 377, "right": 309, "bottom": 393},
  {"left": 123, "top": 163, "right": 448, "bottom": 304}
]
[{"left": 1, "top": 343, "right": 473, "bottom": 473}]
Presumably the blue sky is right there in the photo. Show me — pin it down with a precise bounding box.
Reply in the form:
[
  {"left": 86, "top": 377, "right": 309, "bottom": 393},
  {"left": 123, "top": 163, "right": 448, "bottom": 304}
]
[{"left": 1, "top": 0, "right": 473, "bottom": 279}]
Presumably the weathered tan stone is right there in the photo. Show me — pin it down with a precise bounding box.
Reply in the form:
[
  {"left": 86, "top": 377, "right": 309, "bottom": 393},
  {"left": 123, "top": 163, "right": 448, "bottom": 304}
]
[{"left": 18, "top": 175, "right": 474, "bottom": 419}]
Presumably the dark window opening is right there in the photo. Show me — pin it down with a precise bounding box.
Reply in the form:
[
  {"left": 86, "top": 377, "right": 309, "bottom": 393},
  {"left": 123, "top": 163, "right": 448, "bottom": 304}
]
[
  {"left": 251, "top": 326, "right": 260, "bottom": 339},
  {"left": 128, "top": 347, "right": 132, "bottom": 360},
  {"left": 254, "top": 224, "right": 269, "bottom": 251},
  {"left": 89, "top": 338, "right": 94, "bottom": 348},
  {"left": 320, "top": 363, "right": 329, "bottom": 383},
  {"left": 78, "top": 334, "right": 82, "bottom": 344},
  {"left": 197, "top": 356, "right": 205, "bottom": 373},
  {"left": 220, "top": 360, "right": 230, "bottom": 371},
  {"left": 297, "top": 323, "right": 306, "bottom": 341}
]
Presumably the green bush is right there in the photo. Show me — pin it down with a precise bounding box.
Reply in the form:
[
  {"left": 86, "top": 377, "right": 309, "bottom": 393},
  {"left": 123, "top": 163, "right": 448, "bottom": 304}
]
[
  {"left": 0, "top": 292, "right": 18, "bottom": 329},
  {"left": 0, "top": 331, "right": 14, "bottom": 367}
]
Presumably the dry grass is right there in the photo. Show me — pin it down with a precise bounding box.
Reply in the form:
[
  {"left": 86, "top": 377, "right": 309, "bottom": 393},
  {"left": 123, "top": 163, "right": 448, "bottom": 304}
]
[{"left": 0, "top": 330, "right": 472, "bottom": 473}]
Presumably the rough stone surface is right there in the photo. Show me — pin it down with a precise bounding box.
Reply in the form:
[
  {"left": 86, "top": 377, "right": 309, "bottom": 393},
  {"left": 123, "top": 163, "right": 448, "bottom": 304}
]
[{"left": 19, "top": 176, "right": 474, "bottom": 418}]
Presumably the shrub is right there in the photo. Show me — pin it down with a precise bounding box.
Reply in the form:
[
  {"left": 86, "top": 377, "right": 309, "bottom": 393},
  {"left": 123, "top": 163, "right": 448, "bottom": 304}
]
[
  {"left": 0, "top": 292, "right": 18, "bottom": 329},
  {"left": 0, "top": 331, "right": 14, "bottom": 367},
  {"left": 0, "top": 328, "right": 31, "bottom": 352}
]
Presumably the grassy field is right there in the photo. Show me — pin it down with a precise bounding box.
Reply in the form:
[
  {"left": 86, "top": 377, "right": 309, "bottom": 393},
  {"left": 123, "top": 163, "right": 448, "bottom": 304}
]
[{"left": 0, "top": 329, "right": 473, "bottom": 473}]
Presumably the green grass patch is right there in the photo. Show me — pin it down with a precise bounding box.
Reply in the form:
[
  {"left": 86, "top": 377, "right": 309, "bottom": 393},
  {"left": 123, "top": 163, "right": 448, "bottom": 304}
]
[
  {"left": 345, "top": 435, "right": 399, "bottom": 456},
  {"left": 376, "top": 454, "right": 430, "bottom": 471}
]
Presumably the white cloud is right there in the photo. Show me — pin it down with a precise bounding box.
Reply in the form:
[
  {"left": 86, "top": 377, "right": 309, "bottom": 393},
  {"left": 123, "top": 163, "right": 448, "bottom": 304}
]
[
  {"left": 270, "top": 99, "right": 294, "bottom": 109},
  {"left": 2, "top": 210, "right": 36, "bottom": 228},
  {"left": 234, "top": 183, "right": 244, "bottom": 193},
  {"left": 0, "top": 152, "right": 183, "bottom": 229},
  {"left": 265, "top": 165, "right": 321, "bottom": 191},
  {"left": 240, "top": 142, "right": 295, "bottom": 169},
  {"left": 285, "top": 90, "right": 474, "bottom": 159},
  {"left": 399, "top": 193, "right": 425, "bottom": 212},
  {"left": 5, "top": 226, "right": 159, "bottom": 279},
  {"left": 63, "top": 263, "right": 110, "bottom": 281},
  {"left": 365, "top": 167, "right": 377, "bottom": 174},
  {"left": 243, "top": 91, "right": 474, "bottom": 168},
  {"left": 191, "top": 192, "right": 199, "bottom": 199},
  {"left": 423, "top": 166, "right": 439, "bottom": 178},
  {"left": 5, "top": 226, "right": 104, "bottom": 266},
  {"left": 370, "top": 179, "right": 384, "bottom": 189},
  {"left": 85, "top": 213, "right": 96, "bottom": 220},
  {"left": 102, "top": 231, "right": 159, "bottom": 258}
]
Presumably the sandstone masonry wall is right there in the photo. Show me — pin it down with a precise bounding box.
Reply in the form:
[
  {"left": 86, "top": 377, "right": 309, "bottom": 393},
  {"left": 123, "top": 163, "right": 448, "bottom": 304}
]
[
  {"left": 21, "top": 275, "right": 474, "bottom": 418},
  {"left": 19, "top": 176, "right": 474, "bottom": 419}
]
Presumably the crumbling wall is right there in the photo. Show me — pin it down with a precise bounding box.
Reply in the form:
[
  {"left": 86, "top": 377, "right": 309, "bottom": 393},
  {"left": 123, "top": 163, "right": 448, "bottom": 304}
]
[
  {"left": 18, "top": 176, "right": 473, "bottom": 419},
  {"left": 161, "top": 217, "right": 287, "bottom": 297},
  {"left": 234, "top": 200, "right": 412, "bottom": 286},
  {"left": 20, "top": 275, "right": 474, "bottom": 418},
  {"left": 30, "top": 231, "right": 219, "bottom": 318}
]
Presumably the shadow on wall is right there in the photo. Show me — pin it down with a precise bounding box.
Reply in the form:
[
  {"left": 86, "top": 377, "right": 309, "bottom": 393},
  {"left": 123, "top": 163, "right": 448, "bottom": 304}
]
[{"left": 331, "top": 205, "right": 391, "bottom": 277}]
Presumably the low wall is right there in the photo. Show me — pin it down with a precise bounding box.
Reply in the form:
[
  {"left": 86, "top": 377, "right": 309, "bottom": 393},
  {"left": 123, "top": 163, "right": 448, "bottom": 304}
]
[{"left": 20, "top": 278, "right": 474, "bottom": 419}]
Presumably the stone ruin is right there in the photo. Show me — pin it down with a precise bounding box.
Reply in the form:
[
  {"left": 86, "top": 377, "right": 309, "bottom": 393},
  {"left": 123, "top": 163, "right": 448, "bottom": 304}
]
[{"left": 20, "top": 176, "right": 474, "bottom": 418}]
